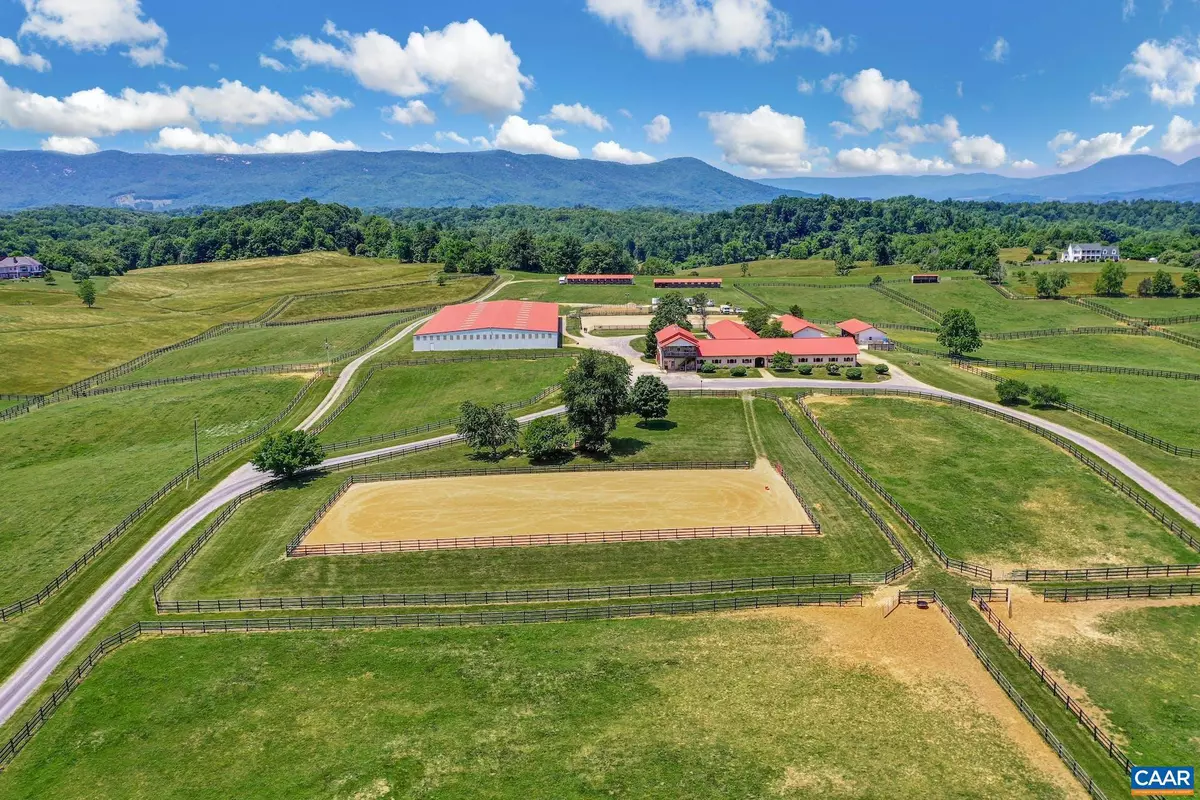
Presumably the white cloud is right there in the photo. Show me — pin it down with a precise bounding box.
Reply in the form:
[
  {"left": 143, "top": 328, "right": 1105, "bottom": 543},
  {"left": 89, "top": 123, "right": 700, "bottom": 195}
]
[
  {"left": 176, "top": 80, "right": 318, "bottom": 126},
  {"left": 0, "top": 77, "right": 191, "bottom": 136},
  {"left": 409, "top": 143, "right": 439, "bottom": 153},
  {"left": 703, "top": 104, "right": 812, "bottom": 175},
  {"left": 380, "top": 131, "right": 393, "bottom": 141},
  {"left": 1090, "top": 86, "right": 1129, "bottom": 107},
  {"left": 40, "top": 135, "right": 98, "bottom": 154},
  {"left": 585, "top": 0, "right": 793, "bottom": 60},
  {"left": 472, "top": 135, "right": 492, "bottom": 149},
  {"left": 1162, "top": 115, "right": 1200, "bottom": 152},
  {"left": 984, "top": 36, "right": 1009, "bottom": 63},
  {"left": 840, "top": 68, "right": 921, "bottom": 131},
  {"left": 0, "top": 36, "right": 50, "bottom": 71},
  {"left": 618, "top": 108, "right": 633, "bottom": 118},
  {"left": 956, "top": 80, "right": 963, "bottom": 98},
  {"left": 493, "top": 115, "right": 580, "bottom": 158},
  {"left": 277, "top": 19, "right": 531, "bottom": 114},
  {"left": 949, "top": 133, "right": 1007, "bottom": 167},
  {"left": 820, "top": 72, "right": 845, "bottom": 92},
  {"left": 1049, "top": 124, "right": 1154, "bottom": 166},
  {"left": 301, "top": 90, "right": 352, "bottom": 117},
  {"left": 1122, "top": 0, "right": 1136, "bottom": 19},
  {"left": 891, "top": 114, "right": 960, "bottom": 145},
  {"left": 435, "top": 130, "right": 470, "bottom": 145},
  {"left": 835, "top": 146, "right": 954, "bottom": 174},
  {"left": 543, "top": 102, "right": 610, "bottom": 130},
  {"left": 644, "top": 113, "right": 671, "bottom": 143},
  {"left": 829, "top": 120, "right": 866, "bottom": 138},
  {"left": 592, "top": 140, "right": 655, "bottom": 164},
  {"left": 387, "top": 99, "right": 436, "bottom": 126},
  {"left": 150, "top": 127, "right": 359, "bottom": 154},
  {"left": 21, "top": 0, "right": 170, "bottom": 67},
  {"left": 259, "top": 54, "right": 287, "bottom": 72},
  {"left": 796, "top": 77, "right": 814, "bottom": 94},
  {"left": 793, "top": 25, "right": 842, "bottom": 55},
  {"left": 1010, "top": 158, "right": 1038, "bottom": 169},
  {"left": 1124, "top": 38, "right": 1200, "bottom": 106}
]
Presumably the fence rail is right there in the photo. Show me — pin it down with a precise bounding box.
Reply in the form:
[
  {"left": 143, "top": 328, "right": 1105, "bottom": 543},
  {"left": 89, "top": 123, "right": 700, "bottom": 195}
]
[
  {"left": 887, "top": 340, "right": 1200, "bottom": 381},
  {"left": 869, "top": 284, "right": 945, "bottom": 322},
  {"left": 0, "top": 372, "right": 323, "bottom": 623},
  {"left": 0, "top": 592, "right": 861, "bottom": 772},
  {"left": 1010, "top": 563, "right": 1200, "bottom": 582},
  {"left": 1043, "top": 583, "right": 1200, "bottom": 602}
]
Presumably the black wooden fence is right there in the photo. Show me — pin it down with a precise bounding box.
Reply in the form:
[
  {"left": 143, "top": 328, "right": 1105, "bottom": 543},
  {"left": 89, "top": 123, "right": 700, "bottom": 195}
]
[
  {"left": 1043, "top": 583, "right": 1200, "bottom": 602},
  {"left": 886, "top": 340, "right": 1200, "bottom": 381},
  {"left": 1010, "top": 563, "right": 1200, "bottom": 582},
  {"left": 869, "top": 284, "right": 945, "bottom": 322}
]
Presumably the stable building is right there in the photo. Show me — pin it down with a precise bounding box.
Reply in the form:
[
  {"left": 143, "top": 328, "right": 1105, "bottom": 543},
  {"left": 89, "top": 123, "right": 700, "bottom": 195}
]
[
  {"left": 653, "top": 277, "right": 722, "bottom": 289},
  {"left": 559, "top": 274, "right": 634, "bottom": 285},
  {"left": 705, "top": 319, "right": 759, "bottom": 340},
  {"left": 655, "top": 324, "right": 859, "bottom": 371},
  {"left": 778, "top": 315, "right": 826, "bottom": 338},
  {"left": 837, "top": 319, "right": 888, "bottom": 345},
  {"left": 911, "top": 273, "right": 940, "bottom": 284},
  {"left": 413, "top": 300, "right": 561, "bottom": 352}
]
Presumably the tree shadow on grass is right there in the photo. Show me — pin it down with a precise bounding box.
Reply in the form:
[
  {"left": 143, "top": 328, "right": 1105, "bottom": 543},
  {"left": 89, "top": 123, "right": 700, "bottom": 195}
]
[
  {"left": 634, "top": 419, "right": 677, "bottom": 432},
  {"left": 607, "top": 437, "right": 649, "bottom": 457}
]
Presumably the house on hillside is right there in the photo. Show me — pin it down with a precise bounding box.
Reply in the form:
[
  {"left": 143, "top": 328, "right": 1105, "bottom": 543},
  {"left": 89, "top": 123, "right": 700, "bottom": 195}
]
[
  {"left": 1060, "top": 243, "right": 1119, "bottom": 263},
  {"left": 778, "top": 315, "right": 826, "bottom": 338},
  {"left": 837, "top": 319, "right": 888, "bottom": 345},
  {"left": 413, "top": 300, "right": 561, "bottom": 352},
  {"left": 0, "top": 256, "right": 45, "bottom": 280},
  {"left": 655, "top": 324, "right": 858, "bottom": 371}
]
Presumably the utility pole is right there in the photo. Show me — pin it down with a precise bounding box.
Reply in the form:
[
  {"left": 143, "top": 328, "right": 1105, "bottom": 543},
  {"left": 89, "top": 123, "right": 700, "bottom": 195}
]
[
  {"left": 193, "top": 418, "right": 200, "bottom": 479},
  {"left": 324, "top": 338, "right": 332, "bottom": 365}
]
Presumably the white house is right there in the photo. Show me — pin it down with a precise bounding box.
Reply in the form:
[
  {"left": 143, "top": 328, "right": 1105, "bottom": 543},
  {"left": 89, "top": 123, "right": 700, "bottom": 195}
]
[
  {"left": 413, "top": 300, "right": 561, "bottom": 352},
  {"left": 778, "top": 314, "right": 827, "bottom": 339},
  {"left": 1060, "top": 243, "right": 1119, "bottom": 263},
  {"left": 837, "top": 319, "right": 888, "bottom": 345}
]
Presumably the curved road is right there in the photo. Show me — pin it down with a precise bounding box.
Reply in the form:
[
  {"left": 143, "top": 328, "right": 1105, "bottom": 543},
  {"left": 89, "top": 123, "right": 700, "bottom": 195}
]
[{"left": 2, "top": 315, "right": 1199, "bottom": 730}]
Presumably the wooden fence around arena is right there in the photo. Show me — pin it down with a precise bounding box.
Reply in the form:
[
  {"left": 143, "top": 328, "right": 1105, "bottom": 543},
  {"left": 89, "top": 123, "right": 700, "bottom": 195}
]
[
  {"left": 1042, "top": 583, "right": 1200, "bottom": 602},
  {"left": 1011, "top": 563, "right": 1200, "bottom": 582}
]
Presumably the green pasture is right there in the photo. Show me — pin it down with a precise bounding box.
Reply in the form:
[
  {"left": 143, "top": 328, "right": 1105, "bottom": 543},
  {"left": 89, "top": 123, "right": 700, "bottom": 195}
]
[
  {"left": 0, "top": 610, "right": 1076, "bottom": 800},
  {"left": 272, "top": 276, "right": 490, "bottom": 322},
  {"left": 809, "top": 396, "right": 1198, "bottom": 570},
  {"left": 1168, "top": 322, "right": 1200, "bottom": 337},
  {"left": 695, "top": 258, "right": 922, "bottom": 281},
  {"left": 1005, "top": 260, "right": 1181, "bottom": 297},
  {"left": 1038, "top": 603, "right": 1200, "bottom": 769},
  {"left": 738, "top": 284, "right": 933, "bottom": 326},
  {"left": 1089, "top": 296, "right": 1200, "bottom": 320},
  {"left": 0, "top": 375, "right": 308, "bottom": 603},
  {"left": 893, "top": 280, "right": 1115, "bottom": 331},
  {"left": 317, "top": 357, "right": 574, "bottom": 446},
  {"left": 494, "top": 274, "right": 746, "bottom": 308},
  {"left": 897, "top": 330, "right": 1200, "bottom": 372}
]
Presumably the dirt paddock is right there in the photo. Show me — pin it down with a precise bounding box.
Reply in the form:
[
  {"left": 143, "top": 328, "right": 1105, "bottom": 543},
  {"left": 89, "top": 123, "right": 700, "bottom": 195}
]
[{"left": 302, "top": 461, "right": 810, "bottom": 547}]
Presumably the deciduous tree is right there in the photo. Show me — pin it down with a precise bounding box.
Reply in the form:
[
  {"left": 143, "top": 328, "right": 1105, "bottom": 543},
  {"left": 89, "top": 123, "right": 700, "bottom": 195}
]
[
  {"left": 77, "top": 278, "right": 96, "bottom": 308},
  {"left": 628, "top": 375, "right": 670, "bottom": 423},
  {"left": 522, "top": 415, "right": 571, "bottom": 461},
  {"left": 936, "top": 308, "right": 982, "bottom": 356},
  {"left": 561, "top": 350, "right": 631, "bottom": 453},
  {"left": 251, "top": 431, "right": 325, "bottom": 478},
  {"left": 457, "top": 402, "right": 520, "bottom": 458},
  {"left": 1093, "top": 263, "right": 1127, "bottom": 296}
]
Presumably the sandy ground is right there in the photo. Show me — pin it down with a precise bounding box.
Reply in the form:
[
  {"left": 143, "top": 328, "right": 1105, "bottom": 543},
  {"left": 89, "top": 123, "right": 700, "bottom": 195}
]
[
  {"left": 750, "top": 603, "right": 1089, "bottom": 799},
  {"left": 581, "top": 313, "right": 744, "bottom": 331},
  {"left": 305, "top": 460, "right": 810, "bottom": 546}
]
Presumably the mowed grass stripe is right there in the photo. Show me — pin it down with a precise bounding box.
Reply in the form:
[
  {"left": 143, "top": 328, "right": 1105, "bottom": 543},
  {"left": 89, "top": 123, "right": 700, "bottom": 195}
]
[
  {"left": 897, "top": 330, "right": 1200, "bottom": 373},
  {"left": 892, "top": 280, "right": 1116, "bottom": 331},
  {"left": 809, "top": 396, "right": 1198, "bottom": 571},
  {"left": 271, "top": 277, "right": 490, "bottom": 322}
]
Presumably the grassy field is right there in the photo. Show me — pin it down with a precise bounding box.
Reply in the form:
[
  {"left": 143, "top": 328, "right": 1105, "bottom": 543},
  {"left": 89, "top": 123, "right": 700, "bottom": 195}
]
[
  {"left": 1030, "top": 602, "right": 1200, "bottom": 769},
  {"left": 272, "top": 277, "right": 490, "bottom": 322},
  {"left": 896, "top": 330, "right": 1200, "bottom": 372},
  {"left": 809, "top": 395, "right": 1198, "bottom": 571},
  {"left": 1004, "top": 260, "right": 1180, "bottom": 297},
  {"left": 893, "top": 281, "right": 1115, "bottom": 331},
  {"left": 0, "top": 254, "right": 438, "bottom": 394},
  {"left": 317, "top": 357, "right": 575, "bottom": 445},
  {"left": 107, "top": 314, "right": 404, "bottom": 383},
  {"left": 738, "top": 283, "right": 934, "bottom": 326},
  {"left": 1089, "top": 296, "right": 1200, "bottom": 319},
  {"left": 1169, "top": 321, "right": 1200, "bottom": 336},
  {"left": 694, "top": 258, "right": 923, "bottom": 281},
  {"left": 0, "top": 375, "right": 309, "bottom": 603},
  {"left": 493, "top": 274, "right": 746, "bottom": 308}
]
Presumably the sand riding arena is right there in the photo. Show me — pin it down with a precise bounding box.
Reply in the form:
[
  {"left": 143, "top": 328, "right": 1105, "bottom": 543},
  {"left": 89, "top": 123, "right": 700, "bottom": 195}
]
[{"left": 289, "top": 460, "right": 820, "bottom": 557}]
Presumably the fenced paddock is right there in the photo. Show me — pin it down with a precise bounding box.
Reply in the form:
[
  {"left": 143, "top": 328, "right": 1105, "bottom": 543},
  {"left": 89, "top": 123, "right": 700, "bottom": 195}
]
[{"left": 291, "top": 460, "right": 820, "bottom": 556}]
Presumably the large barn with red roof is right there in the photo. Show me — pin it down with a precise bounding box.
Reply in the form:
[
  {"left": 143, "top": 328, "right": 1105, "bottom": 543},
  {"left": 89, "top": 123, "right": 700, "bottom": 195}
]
[
  {"left": 413, "top": 300, "right": 562, "bottom": 352},
  {"left": 655, "top": 324, "right": 859, "bottom": 371}
]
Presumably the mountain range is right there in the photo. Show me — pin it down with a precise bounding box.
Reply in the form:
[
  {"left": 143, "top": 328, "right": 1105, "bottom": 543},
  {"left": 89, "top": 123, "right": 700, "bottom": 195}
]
[{"left": 1, "top": 149, "right": 1199, "bottom": 212}]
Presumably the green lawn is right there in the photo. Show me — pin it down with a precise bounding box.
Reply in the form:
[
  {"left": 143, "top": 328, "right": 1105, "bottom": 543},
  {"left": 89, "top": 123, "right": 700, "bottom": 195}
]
[
  {"left": 1168, "top": 322, "right": 1200, "bottom": 337},
  {"left": 0, "top": 375, "right": 309, "bottom": 603},
  {"left": 318, "top": 358, "right": 575, "bottom": 445},
  {"left": 108, "top": 314, "right": 404, "bottom": 383},
  {"left": 897, "top": 330, "right": 1200, "bottom": 372},
  {"left": 0, "top": 612, "right": 1077, "bottom": 800},
  {"left": 272, "top": 277, "right": 490, "bottom": 321},
  {"left": 695, "top": 258, "right": 924, "bottom": 281},
  {"left": 1089, "top": 296, "right": 1200, "bottom": 320},
  {"left": 1036, "top": 603, "right": 1200, "bottom": 769},
  {"left": 737, "top": 284, "right": 933, "bottom": 326},
  {"left": 1005, "top": 260, "right": 1180, "bottom": 297},
  {"left": 809, "top": 396, "right": 1198, "bottom": 571},
  {"left": 0, "top": 254, "right": 435, "bottom": 394},
  {"left": 764, "top": 366, "right": 889, "bottom": 382},
  {"left": 493, "top": 275, "right": 745, "bottom": 309},
  {"left": 892, "top": 280, "right": 1115, "bottom": 331}
]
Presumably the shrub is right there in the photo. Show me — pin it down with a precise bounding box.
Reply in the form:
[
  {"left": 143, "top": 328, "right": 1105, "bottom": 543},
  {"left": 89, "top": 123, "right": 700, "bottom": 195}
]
[
  {"left": 730, "top": 365, "right": 748, "bottom": 377},
  {"left": 825, "top": 363, "right": 841, "bottom": 376},
  {"left": 699, "top": 360, "right": 716, "bottom": 374},
  {"left": 523, "top": 416, "right": 571, "bottom": 461},
  {"left": 996, "top": 378, "right": 1029, "bottom": 405},
  {"left": 798, "top": 364, "right": 813, "bottom": 375},
  {"left": 1029, "top": 384, "right": 1067, "bottom": 408},
  {"left": 873, "top": 363, "right": 889, "bottom": 375},
  {"left": 845, "top": 367, "right": 863, "bottom": 380},
  {"left": 770, "top": 351, "right": 793, "bottom": 372}
]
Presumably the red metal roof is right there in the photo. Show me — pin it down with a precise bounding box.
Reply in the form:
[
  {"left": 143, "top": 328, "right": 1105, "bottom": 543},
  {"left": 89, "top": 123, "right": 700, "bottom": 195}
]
[
  {"left": 705, "top": 319, "right": 759, "bottom": 340},
  {"left": 697, "top": 337, "right": 859, "bottom": 358},
  {"left": 655, "top": 324, "right": 698, "bottom": 346},
  {"left": 564, "top": 274, "right": 635, "bottom": 280},
  {"left": 778, "top": 315, "right": 824, "bottom": 335},
  {"left": 653, "top": 278, "right": 722, "bottom": 285},
  {"left": 416, "top": 301, "right": 560, "bottom": 336},
  {"left": 837, "top": 318, "right": 878, "bottom": 335}
]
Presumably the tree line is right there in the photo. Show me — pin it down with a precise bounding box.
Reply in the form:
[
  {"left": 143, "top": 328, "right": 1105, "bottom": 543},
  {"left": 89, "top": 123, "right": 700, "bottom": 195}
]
[{"left": 5, "top": 196, "right": 1200, "bottom": 278}]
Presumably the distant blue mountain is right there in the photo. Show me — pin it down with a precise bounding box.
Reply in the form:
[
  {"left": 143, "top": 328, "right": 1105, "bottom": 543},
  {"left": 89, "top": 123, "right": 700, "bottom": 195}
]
[
  {"left": 0, "top": 149, "right": 812, "bottom": 213},
  {"left": 761, "top": 155, "right": 1200, "bottom": 202}
]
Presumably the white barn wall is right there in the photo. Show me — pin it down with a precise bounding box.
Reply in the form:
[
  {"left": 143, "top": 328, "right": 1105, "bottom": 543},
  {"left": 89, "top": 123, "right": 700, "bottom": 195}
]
[{"left": 413, "top": 327, "right": 560, "bottom": 352}]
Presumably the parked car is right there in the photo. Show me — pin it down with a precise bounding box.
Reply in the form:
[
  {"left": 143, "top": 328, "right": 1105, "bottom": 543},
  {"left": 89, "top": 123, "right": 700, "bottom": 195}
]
[{"left": 719, "top": 304, "right": 732, "bottom": 313}]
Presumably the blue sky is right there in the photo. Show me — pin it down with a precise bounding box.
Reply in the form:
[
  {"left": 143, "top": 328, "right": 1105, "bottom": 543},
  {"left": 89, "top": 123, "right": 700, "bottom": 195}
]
[{"left": 1, "top": 0, "right": 1199, "bottom": 177}]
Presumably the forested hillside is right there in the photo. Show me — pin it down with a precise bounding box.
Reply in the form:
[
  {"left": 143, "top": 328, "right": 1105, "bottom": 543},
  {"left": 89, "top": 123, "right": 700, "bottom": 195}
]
[{"left": 4, "top": 196, "right": 1200, "bottom": 278}]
